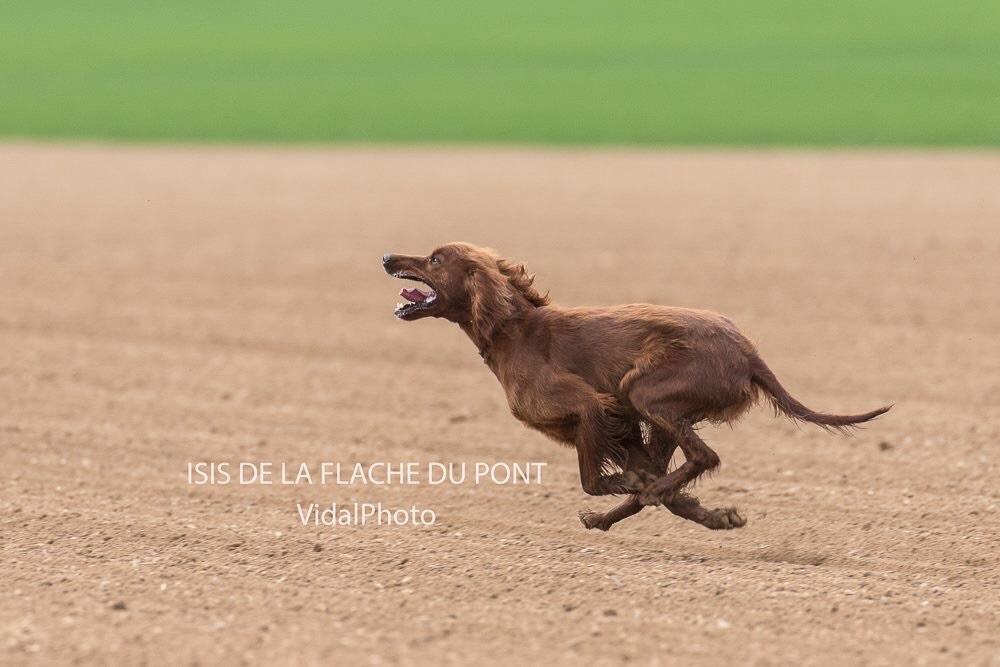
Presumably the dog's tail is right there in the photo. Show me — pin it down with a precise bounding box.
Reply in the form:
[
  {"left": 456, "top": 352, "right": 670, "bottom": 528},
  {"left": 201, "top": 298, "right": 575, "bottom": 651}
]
[{"left": 749, "top": 354, "right": 891, "bottom": 432}]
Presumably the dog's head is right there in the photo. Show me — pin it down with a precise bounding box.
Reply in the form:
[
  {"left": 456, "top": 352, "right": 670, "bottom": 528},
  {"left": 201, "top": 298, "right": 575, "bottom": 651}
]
[{"left": 382, "top": 242, "right": 548, "bottom": 346}]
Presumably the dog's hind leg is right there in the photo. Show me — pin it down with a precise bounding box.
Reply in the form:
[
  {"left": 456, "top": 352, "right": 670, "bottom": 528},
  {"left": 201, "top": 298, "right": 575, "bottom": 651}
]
[
  {"left": 627, "top": 362, "right": 743, "bottom": 507},
  {"left": 639, "top": 420, "right": 747, "bottom": 528},
  {"left": 637, "top": 425, "right": 745, "bottom": 528},
  {"left": 579, "top": 464, "right": 745, "bottom": 531},
  {"left": 663, "top": 493, "right": 746, "bottom": 530},
  {"left": 633, "top": 416, "right": 721, "bottom": 506},
  {"left": 579, "top": 488, "right": 746, "bottom": 531},
  {"left": 579, "top": 426, "right": 745, "bottom": 531},
  {"left": 642, "top": 420, "right": 679, "bottom": 472}
]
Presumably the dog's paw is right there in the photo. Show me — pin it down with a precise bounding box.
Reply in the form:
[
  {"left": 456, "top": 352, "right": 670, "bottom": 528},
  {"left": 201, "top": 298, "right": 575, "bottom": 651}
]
[
  {"left": 703, "top": 507, "right": 747, "bottom": 530},
  {"left": 578, "top": 509, "right": 609, "bottom": 531},
  {"left": 620, "top": 469, "right": 658, "bottom": 493},
  {"left": 637, "top": 488, "right": 664, "bottom": 507}
]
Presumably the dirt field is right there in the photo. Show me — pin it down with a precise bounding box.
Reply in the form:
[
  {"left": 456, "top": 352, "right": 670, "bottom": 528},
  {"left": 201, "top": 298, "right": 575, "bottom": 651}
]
[{"left": 1, "top": 145, "right": 998, "bottom": 666}]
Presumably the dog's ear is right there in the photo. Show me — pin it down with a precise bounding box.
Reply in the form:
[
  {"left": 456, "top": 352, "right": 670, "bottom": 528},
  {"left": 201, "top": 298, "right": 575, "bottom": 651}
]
[
  {"left": 468, "top": 262, "right": 514, "bottom": 349},
  {"left": 496, "top": 258, "right": 550, "bottom": 307}
]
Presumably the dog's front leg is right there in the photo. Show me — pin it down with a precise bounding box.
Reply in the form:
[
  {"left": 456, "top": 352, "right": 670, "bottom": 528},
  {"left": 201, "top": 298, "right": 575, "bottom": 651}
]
[
  {"left": 574, "top": 408, "right": 646, "bottom": 496},
  {"left": 579, "top": 495, "right": 644, "bottom": 531}
]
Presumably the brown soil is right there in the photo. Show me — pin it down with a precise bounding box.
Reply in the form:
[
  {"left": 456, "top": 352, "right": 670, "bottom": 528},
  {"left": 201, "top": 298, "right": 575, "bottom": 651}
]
[{"left": 1, "top": 144, "right": 998, "bottom": 666}]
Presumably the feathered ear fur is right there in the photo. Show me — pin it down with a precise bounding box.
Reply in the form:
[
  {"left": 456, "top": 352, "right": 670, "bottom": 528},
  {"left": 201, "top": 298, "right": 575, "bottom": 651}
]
[
  {"left": 495, "top": 259, "right": 550, "bottom": 307},
  {"left": 469, "top": 263, "right": 515, "bottom": 350}
]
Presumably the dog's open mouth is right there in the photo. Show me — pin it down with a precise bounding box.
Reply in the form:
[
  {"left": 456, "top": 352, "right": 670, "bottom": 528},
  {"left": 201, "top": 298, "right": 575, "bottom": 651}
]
[{"left": 393, "top": 273, "right": 438, "bottom": 318}]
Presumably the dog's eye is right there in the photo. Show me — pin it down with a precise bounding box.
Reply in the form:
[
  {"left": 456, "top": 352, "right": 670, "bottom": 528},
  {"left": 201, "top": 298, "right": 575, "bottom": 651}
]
[{"left": 430, "top": 255, "right": 440, "bottom": 265}]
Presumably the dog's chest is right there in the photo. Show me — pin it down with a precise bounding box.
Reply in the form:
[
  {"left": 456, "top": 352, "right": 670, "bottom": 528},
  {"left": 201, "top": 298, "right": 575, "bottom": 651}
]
[
  {"left": 494, "top": 369, "right": 532, "bottom": 419},
  {"left": 494, "top": 366, "right": 574, "bottom": 434}
]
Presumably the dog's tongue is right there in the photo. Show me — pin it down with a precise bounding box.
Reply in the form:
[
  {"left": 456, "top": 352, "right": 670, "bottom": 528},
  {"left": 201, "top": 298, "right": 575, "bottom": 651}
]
[{"left": 400, "top": 287, "right": 428, "bottom": 303}]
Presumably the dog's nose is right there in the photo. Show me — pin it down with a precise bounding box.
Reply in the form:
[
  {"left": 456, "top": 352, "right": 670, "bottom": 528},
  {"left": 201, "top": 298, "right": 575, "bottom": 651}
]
[{"left": 382, "top": 253, "right": 392, "bottom": 265}]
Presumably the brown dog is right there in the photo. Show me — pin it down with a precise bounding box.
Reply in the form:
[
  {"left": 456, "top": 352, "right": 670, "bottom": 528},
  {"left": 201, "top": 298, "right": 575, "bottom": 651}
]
[{"left": 383, "top": 243, "right": 890, "bottom": 531}]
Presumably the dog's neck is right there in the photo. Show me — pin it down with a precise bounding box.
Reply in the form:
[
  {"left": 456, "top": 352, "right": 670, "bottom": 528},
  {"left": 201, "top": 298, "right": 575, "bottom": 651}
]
[
  {"left": 461, "top": 295, "right": 536, "bottom": 362},
  {"left": 458, "top": 320, "right": 504, "bottom": 361}
]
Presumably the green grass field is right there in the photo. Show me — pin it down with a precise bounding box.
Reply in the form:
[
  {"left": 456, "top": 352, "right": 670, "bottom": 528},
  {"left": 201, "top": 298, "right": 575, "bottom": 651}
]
[{"left": 2, "top": 1, "right": 998, "bottom": 145}]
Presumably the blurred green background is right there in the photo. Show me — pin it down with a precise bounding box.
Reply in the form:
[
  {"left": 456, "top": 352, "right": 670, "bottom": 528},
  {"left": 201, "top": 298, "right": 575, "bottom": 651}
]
[{"left": 2, "top": 1, "right": 998, "bottom": 145}]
